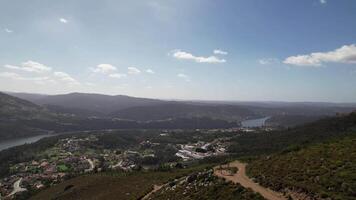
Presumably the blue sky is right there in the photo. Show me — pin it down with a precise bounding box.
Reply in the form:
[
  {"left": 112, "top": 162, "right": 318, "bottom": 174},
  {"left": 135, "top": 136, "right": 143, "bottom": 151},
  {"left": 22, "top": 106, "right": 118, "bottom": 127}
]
[{"left": 0, "top": 0, "right": 356, "bottom": 102}]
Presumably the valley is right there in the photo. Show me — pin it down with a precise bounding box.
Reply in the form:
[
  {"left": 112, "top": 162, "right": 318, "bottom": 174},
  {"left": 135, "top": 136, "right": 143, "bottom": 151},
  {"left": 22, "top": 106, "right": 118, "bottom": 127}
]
[
  {"left": 0, "top": 92, "right": 355, "bottom": 200},
  {"left": 1, "top": 1, "right": 356, "bottom": 199}
]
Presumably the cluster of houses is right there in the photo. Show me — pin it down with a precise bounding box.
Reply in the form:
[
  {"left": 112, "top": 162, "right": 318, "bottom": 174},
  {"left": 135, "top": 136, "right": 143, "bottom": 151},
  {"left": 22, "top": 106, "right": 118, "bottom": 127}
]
[
  {"left": 175, "top": 139, "right": 228, "bottom": 161},
  {"left": 0, "top": 136, "right": 99, "bottom": 198},
  {"left": 0, "top": 131, "right": 235, "bottom": 198}
]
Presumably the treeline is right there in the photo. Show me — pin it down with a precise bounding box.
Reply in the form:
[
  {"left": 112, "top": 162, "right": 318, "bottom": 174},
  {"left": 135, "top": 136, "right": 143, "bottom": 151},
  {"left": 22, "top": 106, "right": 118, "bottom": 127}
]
[{"left": 0, "top": 116, "right": 237, "bottom": 140}]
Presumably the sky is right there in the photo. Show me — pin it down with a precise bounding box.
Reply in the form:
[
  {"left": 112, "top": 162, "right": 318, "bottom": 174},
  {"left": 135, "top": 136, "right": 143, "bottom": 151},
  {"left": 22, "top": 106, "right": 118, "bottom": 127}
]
[{"left": 0, "top": 0, "right": 356, "bottom": 102}]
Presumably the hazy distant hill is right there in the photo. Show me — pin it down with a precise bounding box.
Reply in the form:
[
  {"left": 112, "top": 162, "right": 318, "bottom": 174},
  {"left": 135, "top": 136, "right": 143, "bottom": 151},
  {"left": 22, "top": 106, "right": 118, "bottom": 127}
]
[
  {"left": 7, "top": 92, "right": 259, "bottom": 120},
  {"left": 0, "top": 92, "right": 56, "bottom": 139},
  {"left": 110, "top": 102, "right": 256, "bottom": 121},
  {"left": 8, "top": 92, "right": 163, "bottom": 117},
  {"left": 0, "top": 92, "right": 52, "bottom": 120},
  {"left": 7, "top": 92, "right": 356, "bottom": 123},
  {"left": 0, "top": 93, "right": 239, "bottom": 140}
]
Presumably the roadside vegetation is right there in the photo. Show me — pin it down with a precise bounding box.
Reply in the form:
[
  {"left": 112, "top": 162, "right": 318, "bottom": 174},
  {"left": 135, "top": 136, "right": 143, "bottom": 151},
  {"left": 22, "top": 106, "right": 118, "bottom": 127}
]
[{"left": 150, "top": 169, "right": 264, "bottom": 200}]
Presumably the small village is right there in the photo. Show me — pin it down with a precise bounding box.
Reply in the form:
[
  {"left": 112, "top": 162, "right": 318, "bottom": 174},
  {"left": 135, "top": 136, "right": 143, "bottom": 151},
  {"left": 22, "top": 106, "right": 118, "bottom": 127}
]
[{"left": 0, "top": 131, "right": 232, "bottom": 199}]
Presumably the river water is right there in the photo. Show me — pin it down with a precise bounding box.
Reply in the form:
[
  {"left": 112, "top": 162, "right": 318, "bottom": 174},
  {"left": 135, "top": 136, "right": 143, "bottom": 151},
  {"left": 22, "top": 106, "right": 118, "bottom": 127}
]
[
  {"left": 0, "top": 135, "right": 53, "bottom": 152},
  {"left": 241, "top": 116, "right": 270, "bottom": 128}
]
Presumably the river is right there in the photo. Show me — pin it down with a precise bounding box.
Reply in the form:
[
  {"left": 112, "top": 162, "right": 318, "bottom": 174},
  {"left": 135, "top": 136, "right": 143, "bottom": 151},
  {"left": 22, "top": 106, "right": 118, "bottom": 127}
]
[
  {"left": 241, "top": 116, "right": 270, "bottom": 128},
  {"left": 0, "top": 134, "right": 53, "bottom": 152}
]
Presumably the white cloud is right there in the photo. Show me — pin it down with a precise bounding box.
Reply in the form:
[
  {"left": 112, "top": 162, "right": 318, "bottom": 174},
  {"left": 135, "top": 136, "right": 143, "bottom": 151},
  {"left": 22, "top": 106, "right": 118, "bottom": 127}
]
[
  {"left": 91, "top": 64, "right": 117, "bottom": 74},
  {"left": 0, "top": 72, "right": 23, "bottom": 80},
  {"left": 320, "top": 0, "right": 327, "bottom": 4},
  {"left": 258, "top": 58, "right": 279, "bottom": 65},
  {"left": 3, "top": 65, "right": 22, "bottom": 70},
  {"left": 5, "top": 28, "right": 13, "bottom": 33},
  {"left": 146, "top": 69, "right": 155, "bottom": 74},
  {"left": 85, "top": 82, "right": 96, "bottom": 86},
  {"left": 109, "top": 73, "right": 127, "bottom": 78},
  {"left": 283, "top": 44, "right": 356, "bottom": 67},
  {"left": 4, "top": 60, "right": 52, "bottom": 73},
  {"left": 91, "top": 64, "right": 136, "bottom": 77},
  {"left": 172, "top": 50, "right": 226, "bottom": 64},
  {"left": 0, "top": 71, "right": 50, "bottom": 81},
  {"left": 128, "top": 67, "right": 141, "bottom": 74},
  {"left": 22, "top": 61, "right": 52, "bottom": 72},
  {"left": 213, "top": 49, "right": 228, "bottom": 55},
  {"left": 177, "top": 73, "right": 190, "bottom": 82},
  {"left": 59, "top": 18, "right": 68, "bottom": 23},
  {"left": 53, "top": 71, "right": 80, "bottom": 85}
]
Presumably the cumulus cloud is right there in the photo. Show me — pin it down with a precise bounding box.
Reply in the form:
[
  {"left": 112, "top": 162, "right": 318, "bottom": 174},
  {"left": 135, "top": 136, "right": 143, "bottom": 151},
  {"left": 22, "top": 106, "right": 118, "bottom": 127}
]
[
  {"left": 0, "top": 72, "right": 23, "bottom": 80},
  {"left": 91, "top": 64, "right": 117, "bottom": 74},
  {"left": 320, "top": 0, "right": 327, "bottom": 4},
  {"left": 109, "top": 73, "right": 127, "bottom": 78},
  {"left": 4, "top": 60, "right": 52, "bottom": 73},
  {"left": 2, "top": 61, "right": 79, "bottom": 86},
  {"left": 53, "top": 71, "right": 80, "bottom": 85},
  {"left": 0, "top": 72, "right": 51, "bottom": 81},
  {"left": 177, "top": 73, "right": 190, "bottom": 82},
  {"left": 128, "top": 67, "right": 141, "bottom": 74},
  {"left": 5, "top": 28, "right": 13, "bottom": 33},
  {"left": 213, "top": 49, "right": 228, "bottom": 55},
  {"left": 258, "top": 58, "right": 279, "bottom": 65},
  {"left": 146, "top": 69, "right": 155, "bottom": 74},
  {"left": 172, "top": 50, "right": 226, "bottom": 64},
  {"left": 91, "top": 64, "right": 139, "bottom": 77},
  {"left": 85, "top": 82, "right": 96, "bottom": 86},
  {"left": 283, "top": 44, "right": 356, "bottom": 67},
  {"left": 59, "top": 18, "right": 68, "bottom": 23}
]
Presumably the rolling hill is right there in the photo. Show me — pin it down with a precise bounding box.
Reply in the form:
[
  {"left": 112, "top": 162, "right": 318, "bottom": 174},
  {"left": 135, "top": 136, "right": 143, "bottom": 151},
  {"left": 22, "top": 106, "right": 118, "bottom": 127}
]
[
  {"left": 247, "top": 134, "right": 356, "bottom": 200},
  {"left": 110, "top": 102, "right": 256, "bottom": 121},
  {"left": 7, "top": 92, "right": 163, "bottom": 117},
  {"left": 0, "top": 92, "right": 52, "bottom": 120},
  {"left": 228, "top": 111, "right": 356, "bottom": 156},
  {"left": 0, "top": 92, "right": 56, "bottom": 139},
  {"left": 6, "top": 92, "right": 356, "bottom": 124}
]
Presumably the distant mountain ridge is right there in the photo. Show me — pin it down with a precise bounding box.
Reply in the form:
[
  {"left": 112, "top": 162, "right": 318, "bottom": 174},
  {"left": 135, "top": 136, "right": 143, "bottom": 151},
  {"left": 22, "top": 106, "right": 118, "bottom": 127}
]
[
  {"left": 7, "top": 92, "right": 163, "bottom": 117},
  {"left": 0, "top": 92, "right": 52, "bottom": 120},
  {"left": 0, "top": 92, "right": 239, "bottom": 140},
  {"left": 6, "top": 92, "right": 356, "bottom": 122},
  {"left": 111, "top": 102, "right": 255, "bottom": 121}
]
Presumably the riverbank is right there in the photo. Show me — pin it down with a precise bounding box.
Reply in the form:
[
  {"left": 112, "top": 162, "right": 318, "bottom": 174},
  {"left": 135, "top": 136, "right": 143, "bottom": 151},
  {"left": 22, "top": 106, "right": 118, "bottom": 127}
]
[
  {"left": 241, "top": 116, "right": 270, "bottom": 128},
  {"left": 0, "top": 134, "right": 54, "bottom": 152}
]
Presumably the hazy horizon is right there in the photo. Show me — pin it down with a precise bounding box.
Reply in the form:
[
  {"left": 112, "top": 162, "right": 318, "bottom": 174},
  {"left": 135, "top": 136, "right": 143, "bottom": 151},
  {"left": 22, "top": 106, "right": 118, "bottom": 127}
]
[
  {"left": 1, "top": 0, "right": 356, "bottom": 102},
  {"left": 4, "top": 90, "right": 356, "bottom": 104}
]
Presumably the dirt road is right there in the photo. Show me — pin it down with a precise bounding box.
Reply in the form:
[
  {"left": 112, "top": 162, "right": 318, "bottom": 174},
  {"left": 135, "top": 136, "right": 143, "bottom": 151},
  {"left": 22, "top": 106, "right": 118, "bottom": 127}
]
[
  {"left": 141, "top": 185, "right": 163, "bottom": 200},
  {"left": 214, "top": 161, "right": 287, "bottom": 200}
]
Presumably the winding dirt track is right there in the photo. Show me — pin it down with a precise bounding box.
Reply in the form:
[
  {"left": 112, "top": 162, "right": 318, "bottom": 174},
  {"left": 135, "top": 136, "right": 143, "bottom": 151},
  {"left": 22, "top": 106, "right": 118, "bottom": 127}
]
[
  {"left": 214, "top": 161, "right": 287, "bottom": 200},
  {"left": 141, "top": 185, "right": 163, "bottom": 200}
]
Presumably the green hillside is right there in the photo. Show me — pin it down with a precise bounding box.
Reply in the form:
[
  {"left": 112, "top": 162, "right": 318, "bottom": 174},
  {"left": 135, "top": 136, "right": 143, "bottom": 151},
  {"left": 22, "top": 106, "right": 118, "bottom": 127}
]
[
  {"left": 229, "top": 112, "right": 356, "bottom": 156},
  {"left": 0, "top": 92, "right": 57, "bottom": 139},
  {"left": 247, "top": 134, "right": 356, "bottom": 200},
  {"left": 0, "top": 92, "right": 52, "bottom": 120}
]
